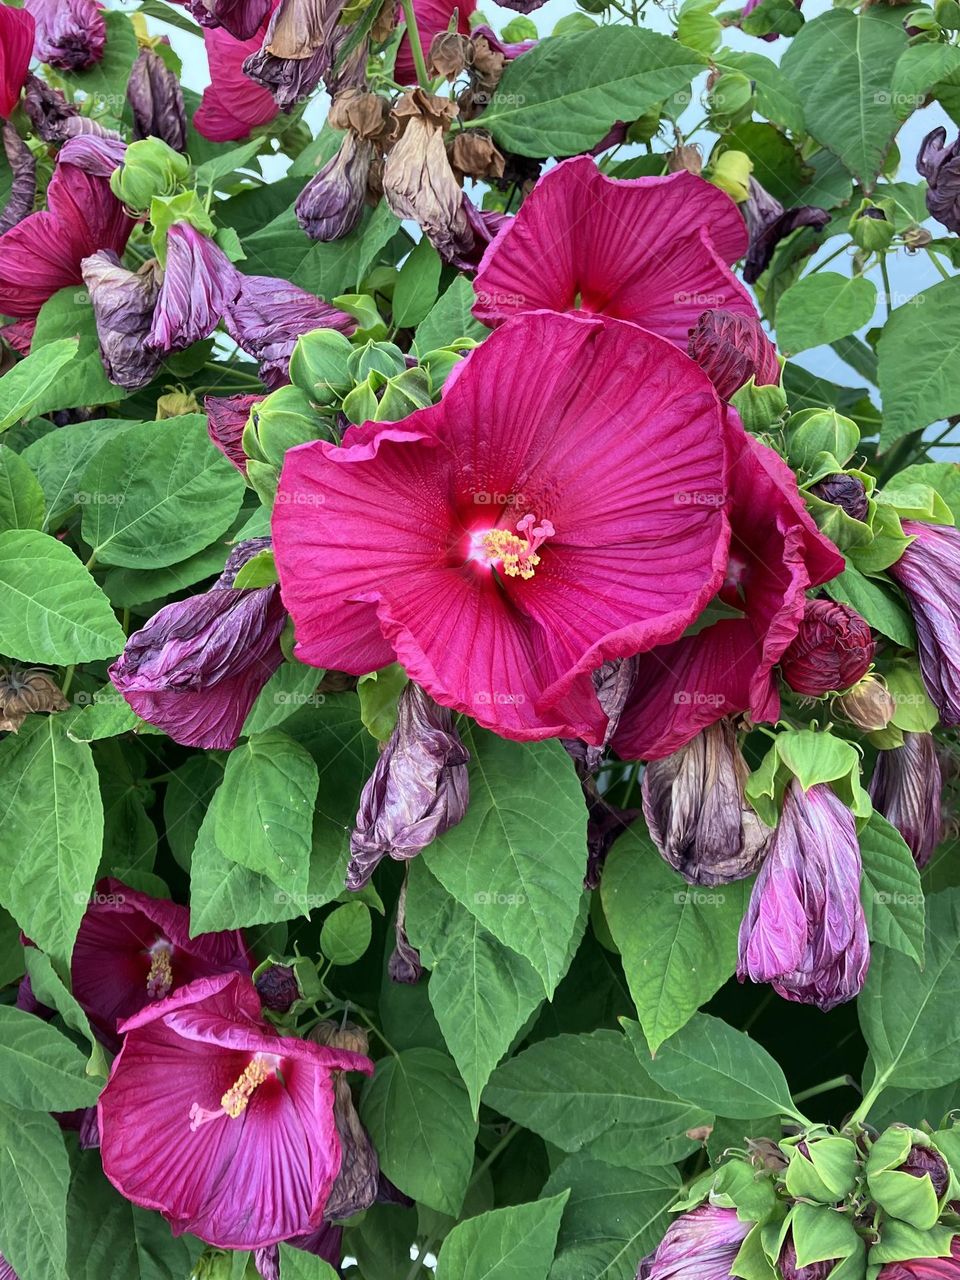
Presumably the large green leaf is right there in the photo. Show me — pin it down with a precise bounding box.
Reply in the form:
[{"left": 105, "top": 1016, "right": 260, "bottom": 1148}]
[
  {"left": 543, "top": 1157, "right": 679, "bottom": 1280},
  {"left": 276, "top": 1245, "right": 339, "bottom": 1280},
  {"left": 600, "top": 830, "right": 749, "bottom": 1052},
  {"left": 435, "top": 1193, "right": 569, "bottom": 1280},
  {"left": 423, "top": 729, "right": 587, "bottom": 996},
  {"left": 775, "top": 273, "right": 877, "bottom": 355},
  {"left": 22, "top": 419, "right": 137, "bottom": 532},
  {"left": 0, "top": 1007, "right": 100, "bottom": 1111},
  {"left": 359, "top": 1047, "right": 478, "bottom": 1217},
  {"left": 0, "top": 338, "right": 79, "bottom": 432},
  {"left": 0, "top": 1105, "right": 70, "bottom": 1280},
  {"left": 626, "top": 1014, "right": 805, "bottom": 1123},
  {"left": 30, "top": 290, "right": 127, "bottom": 417},
  {"left": 80, "top": 414, "right": 246, "bottom": 568},
  {"left": 877, "top": 277, "right": 960, "bottom": 446},
  {"left": 0, "top": 444, "right": 45, "bottom": 531},
  {"left": 0, "top": 716, "right": 104, "bottom": 964},
  {"left": 860, "top": 811, "right": 925, "bottom": 966},
  {"left": 242, "top": 202, "right": 399, "bottom": 298},
  {"left": 0, "top": 529, "right": 125, "bottom": 664},
  {"left": 483, "top": 1030, "right": 710, "bottom": 1166},
  {"left": 405, "top": 861, "right": 544, "bottom": 1116},
  {"left": 824, "top": 565, "right": 915, "bottom": 648},
  {"left": 780, "top": 9, "right": 907, "bottom": 188},
  {"left": 413, "top": 276, "right": 488, "bottom": 355},
  {"left": 891, "top": 44, "right": 960, "bottom": 119},
  {"left": 476, "top": 27, "right": 705, "bottom": 157}
]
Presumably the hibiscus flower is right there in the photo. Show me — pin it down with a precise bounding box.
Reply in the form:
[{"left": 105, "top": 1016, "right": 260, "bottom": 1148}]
[
  {"left": 0, "top": 5, "right": 34, "bottom": 118},
  {"left": 273, "top": 310, "right": 731, "bottom": 743},
  {"left": 194, "top": 14, "right": 280, "bottom": 142}
]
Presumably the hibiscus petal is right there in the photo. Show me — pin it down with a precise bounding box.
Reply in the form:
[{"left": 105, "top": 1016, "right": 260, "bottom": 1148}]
[{"left": 194, "top": 21, "right": 279, "bottom": 142}]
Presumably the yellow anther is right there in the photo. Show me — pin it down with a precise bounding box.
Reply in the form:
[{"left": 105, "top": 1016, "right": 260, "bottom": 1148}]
[
  {"left": 220, "top": 1056, "right": 272, "bottom": 1118},
  {"left": 146, "top": 945, "right": 173, "bottom": 1000}
]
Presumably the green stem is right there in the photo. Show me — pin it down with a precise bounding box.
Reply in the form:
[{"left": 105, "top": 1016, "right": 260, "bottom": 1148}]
[
  {"left": 879, "top": 253, "right": 893, "bottom": 321},
  {"left": 926, "top": 247, "right": 952, "bottom": 280},
  {"left": 84, "top": 552, "right": 97, "bottom": 572},
  {"left": 404, "top": 1237, "right": 437, "bottom": 1280},
  {"left": 848, "top": 1076, "right": 885, "bottom": 1129},
  {"left": 400, "top": 0, "right": 431, "bottom": 89},
  {"left": 792, "top": 1074, "right": 859, "bottom": 1105},
  {"left": 469, "top": 1124, "right": 519, "bottom": 1191},
  {"left": 811, "top": 240, "right": 851, "bottom": 273},
  {"left": 60, "top": 665, "right": 75, "bottom": 698}
]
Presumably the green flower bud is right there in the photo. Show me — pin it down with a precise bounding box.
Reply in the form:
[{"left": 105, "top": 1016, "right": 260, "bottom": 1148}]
[
  {"left": 347, "top": 339, "right": 407, "bottom": 383},
  {"left": 707, "top": 149, "right": 753, "bottom": 203},
  {"left": 244, "top": 385, "right": 333, "bottom": 469},
  {"left": 419, "top": 343, "right": 471, "bottom": 394},
  {"left": 626, "top": 107, "right": 663, "bottom": 143},
  {"left": 155, "top": 390, "right": 200, "bottom": 419},
  {"left": 781, "top": 1134, "right": 860, "bottom": 1204},
  {"left": 374, "top": 367, "right": 433, "bottom": 420},
  {"left": 784, "top": 408, "right": 860, "bottom": 473},
  {"left": 707, "top": 72, "right": 755, "bottom": 128},
  {"left": 867, "top": 1127, "right": 954, "bottom": 1230},
  {"left": 551, "top": 12, "right": 597, "bottom": 35},
  {"left": 342, "top": 376, "right": 380, "bottom": 425},
  {"left": 332, "top": 292, "right": 388, "bottom": 341},
  {"left": 729, "top": 377, "right": 787, "bottom": 433},
  {"left": 905, "top": 7, "right": 941, "bottom": 38},
  {"left": 849, "top": 200, "right": 896, "bottom": 252},
  {"left": 110, "top": 137, "right": 189, "bottom": 211},
  {"left": 289, "top": 328, "right": 355, "bottom": 406}
]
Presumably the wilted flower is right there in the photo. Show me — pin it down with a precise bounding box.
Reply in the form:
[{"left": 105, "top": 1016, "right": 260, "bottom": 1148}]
[
  {"left": 0, "top": 125, "right": 36, "bottom": 238},
  {"left": 917, "top": 128, "right": 960, "bottom": 234},
  {"left": 273, "top": 312, "right": 731, "bottom": 743},
  {"left": 347, "top": 684, "right": 470, "bottom": 889},
  {"left": 127, "top": 48, "right": 188, "bottom": 153},
  {"left": 809, "top": 473, "right": 869, "bottom": 522},
  {"left": 24, "top": 0, "right": 106, "bottom": 70},
  {"left": 81, "top": 250, "right": 164, "bottom": 390},
  {"left": 206, "top": 392, "right": 262, "bottom": 473},
  {"left": 869, "top": 732, "right": 943, "bottom": 868},
  {"left": 309, "top": 1021, "right": 380, "bottom": 1219},
  {"left": 98, "top": 972, "right": 374, "bottom": 1248},
  {"left": 388, "top": 883, "right": 423, "bottom": 983},
  {"left": 296, "top": 133, "right": 374, "bottom": 242},
  {"left": 181, "top": 0, "right": 273, "bottom": 39},
  {"left": 742, "top": 178, "right": 830, "bottom": 284},
  {"left": 109, "top": 539, "right": 287, "bottom": 750},
  {"left": 888, "top": 520, "right": 960, "bottom": 724},
  {"left": 637, "top": 1204, "right": 751, "bottom": 1279},
  {"left": 642, "top": 721, "right": 771, "bottom": 885},
  {"left": 878, "top": 1239, "right": 960, "bottom": 1278},
  {"left": 21, "top": 73, "right": 77, "bottom": 140},
  {"left": 779, "top": 599, "right": 874, "bottom": 696},
  {"left": 243, "top": 0, "right": 337, "bottom": 109},
  {"left": 668, "top": 144, "right": 703, "bottom": 175},
  {"left": 429, "top": 30, "right": 473, "bottom": 77},
  {"left": 474, "top": 156, "right": 754, "bottom": 347},
  {"left": 0, "top": 5, "right": 34, "bottom": 118},
  {"left": 738, "top": 779, "right": 869, "bottom": 1011},
  {"left": 449, "top": 131, "right": 505, "bottom": 182},
  {"left": 687, "top": 309, "right": 781, "bottom": 401},
  {"left": 255, "top": 964, "right": 300, "bottom": 1013},
  {"left": 72, "top": 878, "right": 251, "bottom": 1047},
  {"left": 147, "top": 222, "right": 241, "bottom": 356},
  {"left": 194, "top": 16, "right": 280, "bottom": 142},
  {"left": 396, "top": 0, "right": 475, "bottom": 84},
  {"left": 0, "top": 666, "right": 69, "bottom": 732}
]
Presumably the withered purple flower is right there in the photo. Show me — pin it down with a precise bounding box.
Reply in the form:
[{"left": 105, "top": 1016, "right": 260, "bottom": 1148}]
[
  {"left": 737, "top": 779, "right": 869, "bottom": 1011},
  {"left": 127, "top": 48, "right": 188, "bottom": 153},
  {"left": 888, "top": 520, "right": 960, "bottom": 724},
  {"left": 0, "top": 124, "right": 36, "bottom": 237},
  {"left": 637, "top": 1205, "right": 751, "bottom": 1279},
  {"left": 687, "top": 309, "right": 781, "bottom": 401},
  {"left": 743, "top": 177, "right": 830, "bottom": 284},
  {"left": 869, "top": 732, "right": 943, "bottom": 869},
  {"left": 185, "top": 0, "right": 273, "bottom": 39},
  {"left": 642, "top": 721, "right": 772, "bottom": 886},
  {"left": 22, "top": 73, "right": 78, "bottom": 141},
  {"left": 255, "top": 963, "right": 300, "bottom": 1013},
  {"left": 205, "top": 392, "right": 262, "bottom": 473},
  {"left": 109, "top": 539, "right": 286, "bottom": 750},
  {"left": 309, "top": 1021, "right": 380, "bottom": 1218},
  {"left": 243, "top": 0, "right": 337, "bottom": 108},
  {"left": 81, "top": 250, "right": 164, "bottom": 391},
  {"left": 347, "top": 683, "right": 470, "bottom": 890},
  {"left": 24, "top": 0, "right": 106, "bottom": 71},
  {"left": 387, "top": 875, "right": 423, "bottom": 984},
  {"left": 296, "top": 133, "right": 373, "bottom": 242},
  {"left": 809, "top": 473, "right": 869, "bottom": 523},
  {"left": 147, "top": 222, "right": 241, "bottom": 356},
  {"left": 58, "top": 133, "right": 127, "bottom": 178},
  {"left": 917, "top": 127, "right": 960, "bottom": 235}
]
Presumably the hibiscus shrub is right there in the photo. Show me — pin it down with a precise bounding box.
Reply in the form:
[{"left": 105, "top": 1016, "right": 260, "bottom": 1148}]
[{"left": 5, "top": 0, "right": 960, "bottom": 1277}]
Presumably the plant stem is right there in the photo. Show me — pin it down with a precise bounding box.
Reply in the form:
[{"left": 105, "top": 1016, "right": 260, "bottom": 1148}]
[
  {"left": 404, "top": 1237, "right": 437, "bottom": 1280},
  {"left": 848, "top": 1076, "right": 885, "bottom": 1128},
  {"left": 60, "top": 665, "right": 75, "bottom": 698},
  {"left": 400, "top": 0, "right": 431, "bottom": 90},
  {"left": 926, "top": 247, "right": 952, "bottom": 280},
  {"left": 469, "top": 1124, "right": 519, "bottom": 1191},
  {"left": 811, "top": 240, "right": 851, "bottom": 273},
  {"left": 793, "top": 1074, "right": 859, "bottom": 1104},
  {"left": 879, "top": 253, "right": 893, "bottom": 321}
]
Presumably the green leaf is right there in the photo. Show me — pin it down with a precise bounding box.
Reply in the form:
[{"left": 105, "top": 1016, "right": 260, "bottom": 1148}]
[
  {"left": 435, "top": 1192, "right": 569, "bottom": 1280},
  {"left": 276, "top": 1244, "right": 339, "bottom": 1280},
  {"left": 478, "top": 27, "right": 705, "bottom": 157},
  {"left": 780, "top": 9, "right": 907, "bottom": 188},
  {"left": 80, "top": 414, "right": 245, "bottom": 568},
  {"left": 859, "top": 888, "right": 960, "bottom": 1101},
  {"left": 0, "top": 1006, "right": 101, "bottom": 1111},
  {"left": 414, "top": 276, "right": 488, "bottom": 354},
  {"left": 406, "top": 861, "right": 544, "bottom": 1115},
  {"left": 0, "top": 1105, "right": 70, "bottom": 1280},
  {"left": 195, "top": 137, "right": 265, "bottom": 190},
  {"left": 30, "top": 289, "right": 128, "bottom": 417},
  {"left": 0, "top": 338, "right": 79, "bottom": 431},
  {"left": 860, "top": 811, "right": 925, "bottom": 966},
  {"left": 0, "top": 444, "right": 45, "bottom": 531},
  {"left": 626, "top": 1013, "right": 805, "bottom": 1123},
  {"left": 824, "top": 565, "right": 915, "bottom": 648},
  {"left": 0, "top": 529, "right": 125, "bottom": 664},
  {"left": 543, "top": 1157, "right": 679, "bottom": 1280},
  {"left": 776, "top": 273, "right": 877, "bottom": 354},
  {"left": 101, "top": 539, "right": 231, "bottom": 608},
  {"left": 320, "top": 900, "right": 372, "bottom": 965},
  {"left": 483, "top": 1030, "right": 710, "bottom": 1166},
  {"left": 392, "top": 236, "right": 443, "bottom": 328},
  {"left": 59, "top": 11, "right": 139, "bottom": 122},
  {"left": 600, "top": 830, "right": 749, "bottom": 1051},
  {"left": 357, "top": 662, "right": 408, "bottom": 741},
  {"left": 877, "top": 277, "right": 960, "bottom": 446},
  {"left": 714, "top": 51, "right": 804, "bottom": 133},
  {"left": 241, "top": 660, "right": 324, "bottom": 736},
  {"left": 359, "top": 1047, "right": 478, "bottom": 1217},
  {"left": 24, "top": 949, "right": 109, "bottom": 1078},
  {"left": 0, "top": 716, "right": 104, "bottom": 964},
  {"left": 423, "top": 729, "right": 587, "bottom": 996},
  {"left": 22, "top": 418, "right": 136, "bottom": 533},
  {"left": 214, "top": 730, "right": 319, "bottom": 898},
  {"left": 891, "top": 44, "right": 960, "bottom": 119}
]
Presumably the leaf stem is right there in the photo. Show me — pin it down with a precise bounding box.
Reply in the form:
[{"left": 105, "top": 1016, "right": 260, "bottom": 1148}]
[
  {"left": 879, "top": 253, "right": 893, "bottom": 322},
  {"left": 792, "top": 1074, "right": 859, "bottom": 1104},
  {"left": 926, "top": 247, "right": 952, "bottom": 281},
  {"left": 400, "top": 0, "right": 431, "bottom": 90},
  {"left": 469, "top": 1123, "right": 519, "bottom": 1191}
]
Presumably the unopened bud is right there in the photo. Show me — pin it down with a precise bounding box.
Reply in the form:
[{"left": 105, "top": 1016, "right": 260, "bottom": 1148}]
[
  {"left": 837, "top": 676, "right": 896, "bottom": 731},
  {"left": 808, "top": 473, "right": 869, "bottom": 522}
]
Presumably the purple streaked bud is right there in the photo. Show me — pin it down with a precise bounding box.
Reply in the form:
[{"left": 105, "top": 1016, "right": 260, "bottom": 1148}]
[
  {"left": 642, "top": 721, "right": 772, "bottom": 886},
  {"left": 81, "top": 251, "right": 164, "bottom": 390},
  {"left": 254, "top": 1248, "right": 279, "bottom": 1280},
  {"left": 205, "top": 392, "right": 262, "bottom": 473},
  {"left": 743, "top": 178, "right": 830, "bottom": 284},
  {"left": 147, "top": 222, "right": 241, "bottom": 356},
  {"left": 779, "top": 1236, "right": 836, "bottom": 1280},
  {"left": 108, "top": 539, "right": 286, "bottom": 750},
  {"left": 22, "top": 73, "right": 78, "bottom": 141},
  {"left": 637, "top": 1205, "right": 751, "bottom": 1279},
  {"left": 254, "top": 964, "right": 299, "bottom": 1012},
  {"left": 0, "top": 124, "right": 36, "bottom": 236},
  {"left": 687, "top": 309, "right": 781, "bottom": 401},
  {"left": 809, "top": 473, "right": 869, "bottom": 523},
  {"left": 888, "top": 521, "right": 960, "bottom": 724},
  {"left": 186, "top": 0, "right": 273, "bottom": 39},
  {"left": 347, "top": 683, "right": 470, "bottom": 890},
  {"left": 738, "top": 779, "right": 869, "bottom": 1010},
  {"left": 58, "top": 133, "right": 126, "bottom": 177},
  {"left": 24, "top": 0, "right": 106, "bottom": 71},
  {"left": 869, "top": 732, "right": 943, "bottom": 869},
  {"left": 387, "top": 876, "right": 423, "bottom": 984},
  {"left": 917, "top": 128, "right": 960, "bottom": 235},
  {"left": 779, "top": 599, "right": 875, "bottom": 697},
  {"left": 222, "top": 274, "right": 355, "bottom": 388},
  {"left": 127, "top": 49, "right": 188, "bottom": 154},
  {"left": 296, "top": 133, "right": 373, "bottom": 242},
  {"left": 901, "top": 1144, "right": 951, "bottom": 1200}
]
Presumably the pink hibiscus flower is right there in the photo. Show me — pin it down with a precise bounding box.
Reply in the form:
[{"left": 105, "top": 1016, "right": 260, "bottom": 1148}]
[
  {"left": 0, "top": 149, "right": 131, "bottom": 320},
  {"left": 194, "top": 14, "right": 280, "bottom": 142},
  {"left": 0, "top": 5, "right": 34, "bottom": 118},
  {"left": 98, "top": 972, "right": 374, "bottom": 1248},
  {"left": 273, "top": 310, "right": 731, "bottom": 743},
  {"left": 71, "top": 877, "right": 251, "bottom": 1046},
  {"left": 473, "top": 156, "right": 753, "bottom": 347},
  {"left": 395, "top": 0, "right": 476, "bottom": 85},
  {"left": 612, "top": 414, "right": 844, "bottom": 760}
]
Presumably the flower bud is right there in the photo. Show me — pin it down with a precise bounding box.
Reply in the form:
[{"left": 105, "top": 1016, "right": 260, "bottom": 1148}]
[
  {"left": 779, "top": 1235, "right": 838, "bottom": 1280},
  {"left": 642, "top": 721, "right": 771, "bottom": 886},
  {"left": 347, "top": 340, "right": 407, "bottom": 382},
  {"left": 877, "top": 1239, "right": 960, "bottom": 1278},
  {"left": 917, "top": 128, "right": 960, "bottom": 234},
  {"left": 81, "top": 251, "right": 164, "bottom": 391},
  {"left": 837, "top": 675, "right": 896, "bottom": 731},
  {"left": 126, "top": 48, "right": 188, "bottom": 153},
  {"left": 156, "top": 390, "right": 201, "bottom": 419},
  {"left": 147, "top": 223, "right": 240, "bottom": 357},
  {"left": 850, "top": 200, "right": 896, "bottom": 251},
  {"left": 687, "top": 309, "right": 780, "bottom": 401},
  {"left": 109, "top": 137, "right": 189, "bottom": 211},
  {"left": 289, "top": 328, "right": 354, "bottom": 405},
  {"left": 781, "top": 1134, "right": 860, "bottom": 1204},
  {"left": 903, "top": 225, "right": 933, "bottom": 249},
  {"left": 868, "top": 1127, "right": 954, "bottom": 1230},
  {"left": 254, "top": 964, "right": 299, "bottom": 1013},
  {"left": 205, "top": 392, "right": 262, "bottom": 474},
  {"left": 636, "top": 1205, "right": 751, "bottom": 1279},
  {"left": 295, "top": 133, "right": 373, "bottom": 242},
  {"left": 0, "top": 123, "right": 36, "bottom": 236},
  {"left": 706, "top": 71, "right": 755, "bottom": 127},
  {"left": 245, "top": 385, "right": 332, "bottom": 468},
  {"left": 869, "top": 732, "right": 943, "bottom": 868},
  {"left": 779, "top": 600, "right": 875, "bottom": 696},
  {"left": 808, "top": 473, "right": 869, "bottom": 522},
  {"left": 887, "top": 521, "right": 960, "bottom": 723},
  {"left": 666, "top": 144, "right": 702, "bottom": 175},
  {"left": 708, "top": 149, "right": 753, "bottom": 203}
]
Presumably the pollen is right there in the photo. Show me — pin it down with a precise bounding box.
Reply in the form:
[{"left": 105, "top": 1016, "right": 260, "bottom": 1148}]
[
  {"left": 145, "top": 943, "right": 173, "bottom": 1000},
  {"left": 480, "top": 513, "right": 555, "bottom": 581},
  {"left": 189, "top": 1054, "right": 277, "bottom": 1131}
]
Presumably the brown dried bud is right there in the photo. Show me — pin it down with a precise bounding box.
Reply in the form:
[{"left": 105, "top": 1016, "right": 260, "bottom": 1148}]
[
  {"left": 371, "top": 0, "right": 395, "bottom": 41},
  {"left": 0, "top": 668, "right": 70, "bottom": 733},
  {"left": 311, "top": 1020, "right": 370, "bottom": 1057},
  {"left": 429, "top": 31, "right": 473, "bottom": 79},
  {"left": 328, "top": 88, "right": 390, "bottom": 141},
  {"left": 309, "top": 1020, "right": 379, "bottom": 1218},
  {"left": 903, "top": 225, "right": 933, "bottom": 249},
  {"left": 449, "top": 131, "right": 505, "bottom": 181},
  {"left": 837, "top": 676, "right": 896, "bottom": 732},
  {"left": 470, "top": 35, "right": 504, "bottom": 93},
  {"left": 668, "top": 144, "right": 702, "bottom": 175}
]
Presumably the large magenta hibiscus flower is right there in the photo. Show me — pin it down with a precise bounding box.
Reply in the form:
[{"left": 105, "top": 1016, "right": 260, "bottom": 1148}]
[
  {"left": 473, "top": 156, "right": 753, "bottom": 346},
  {"left": 194, "top": 13, "right": 280, "bottom": 142},
  {"left": 98, "top": 972, "right": 373, "bottom": 1248},
  {"left": 273, "top": 311, "right": 731, "bottom": 742},
  {"left": 612, "top": 414, "right": 843, "bottom": 760}
]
